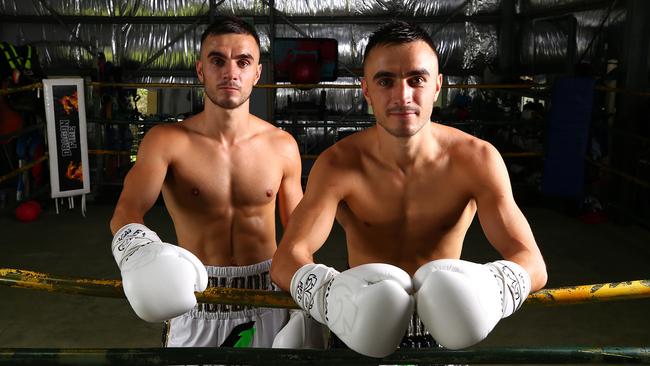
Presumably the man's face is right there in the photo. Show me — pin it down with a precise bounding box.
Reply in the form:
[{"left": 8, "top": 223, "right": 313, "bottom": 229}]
[
  {"left": 362, "top": 40, "right": 443, "bottom": 138},
  {"left": 196, "top": 33, "right": 262, "bottom": 110}
]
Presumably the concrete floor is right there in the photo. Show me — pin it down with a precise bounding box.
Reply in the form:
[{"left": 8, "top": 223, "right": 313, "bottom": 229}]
[{"left": 1, "top": 200, "right": 649, "bottom": 353}]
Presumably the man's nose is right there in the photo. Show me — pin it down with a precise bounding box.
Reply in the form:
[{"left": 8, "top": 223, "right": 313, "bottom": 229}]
[
  {"left": 222, "top": 61, "right": 240, "bottom": 80},
  {"left": 394, "top": 80, "right": 413, "bottom": 104}
]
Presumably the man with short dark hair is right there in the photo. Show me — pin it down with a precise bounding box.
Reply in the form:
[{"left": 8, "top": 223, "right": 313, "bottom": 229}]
[
  {"left": 271, "top": 21, "right": 547, "bottom": 357},
  {"left": 110, "top": 16, "right": 303, "bottom": 348}
]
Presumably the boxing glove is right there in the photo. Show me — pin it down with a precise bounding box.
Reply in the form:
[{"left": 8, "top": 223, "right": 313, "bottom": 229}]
[
  {"left": 413, "top": 259, "right": 530, "bottom": 350},
  {"left": 112, "top": 223, "right": 208, "bottom": 322},
  {"left": 291, "top": 263, "right": 414, "bottom": 358},
  {"left": 271, "top": 310, "right": 330, "bottom": 349}
]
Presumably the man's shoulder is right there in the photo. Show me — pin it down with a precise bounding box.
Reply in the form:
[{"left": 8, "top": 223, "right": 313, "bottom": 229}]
[
  {"left": 317, "top": 131, "right": 368, "bottom": 169},
  {"left": 439, "top": 126, "right": 500, "bottom": 171},
  {"left": 436, "top": 124, "right": 494, "bottom": 155},
  {"left": 136, "top": 123, "right": 193, "bottom": 160},
  {"left": 252, "top": 118, "right": 298, "bottom": 148},
  {"left": 334, "top": 128, "right": 371, "bottom": 152},
  {"left": 142, "top": 123, "right": 189, "bottom": 144},
  {"left": 245, "top": 117, "right": 301, "bottom": 163}
]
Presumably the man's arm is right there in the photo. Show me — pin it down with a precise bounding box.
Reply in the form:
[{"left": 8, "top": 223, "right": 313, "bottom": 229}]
[
  {"left": 412, "top": 140, "right": 547, "bottom": 350},
  {"left": 108, "top": 126, "right": 207, "bottom": 323},
  {"left": 271, "top": 152, "right": 342, "bottom": 291},
  {"left": 271, "top": 150, "right": 415, "bottom": 358},
  {"left": 109, "top": 126, "right": 171, "bottom": 234},
  {"left": 276, "top": 132, "right": 304, "bottom": 228},
  {"left": 472, "top": 142, "right": 547, "bottom": 291}
]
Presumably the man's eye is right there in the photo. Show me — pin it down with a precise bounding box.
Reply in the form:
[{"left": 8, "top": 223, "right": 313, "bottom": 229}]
[
  {"left": 409, "top": 77, "right": 425, "bottom": 86},
  {"left": 212, "top": 58, "right": 225, "bottom": 66},
  {"left": 238, "top": 59, "right": 251, "bottom": 68},
  {"left": 378, "top": 79, "right": 392, "bottom": 87}
]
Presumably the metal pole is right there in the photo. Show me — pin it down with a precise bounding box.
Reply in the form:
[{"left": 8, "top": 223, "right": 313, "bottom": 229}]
[{"left": 124, "top": 18, "right": 204, "bottom": 80}]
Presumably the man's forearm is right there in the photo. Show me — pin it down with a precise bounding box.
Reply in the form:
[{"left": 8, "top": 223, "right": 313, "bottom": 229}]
[
  {"left": 109, "top": 206, "right": 145, "bottom": 235},
  {"left": 508, "top": 252, "right": 547, "bottom": 291},
  {"left": 271, "top": 248, "right": 313, "bottom": 291}
]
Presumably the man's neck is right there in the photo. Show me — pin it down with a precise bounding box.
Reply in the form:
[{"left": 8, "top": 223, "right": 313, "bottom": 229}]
[
  {"left": 374, "top": 123, "right": 439, "bottom": 172},
  {"left": 198, "top": 100, "right": 251, "bottom": 145}
]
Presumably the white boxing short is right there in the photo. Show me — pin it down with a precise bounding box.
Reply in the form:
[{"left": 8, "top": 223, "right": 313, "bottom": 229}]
[{"left": 163, "top": 259, "right": 289, "bottom": 348}]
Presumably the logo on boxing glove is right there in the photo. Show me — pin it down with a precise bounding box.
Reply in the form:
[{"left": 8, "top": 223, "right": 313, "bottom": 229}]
[
  {"left": 301, "top": 274, "right": 318, "bottom": 311},
  {"left": 115, "top": 228, "right": 148, "bottom": 252},
  {"left": 501, "top": 265, "right": 522, "bottom": 302},
  {"left": 295, "top": 282, "right": 303, "bottom": 302}
]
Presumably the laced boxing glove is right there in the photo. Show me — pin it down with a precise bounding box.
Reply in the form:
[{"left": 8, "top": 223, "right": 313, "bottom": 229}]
[
  {"left": 112, "top": 223, "right": 208, "bottom": 322},
  {"left": 290, "top": 263, "right": 414, "bottom": 358},
  {"left": 413, "top": 259, "right": 530, "bottom": 350},
  {"left": 271, "top": 310, "right": 330, "bottom": 349}
]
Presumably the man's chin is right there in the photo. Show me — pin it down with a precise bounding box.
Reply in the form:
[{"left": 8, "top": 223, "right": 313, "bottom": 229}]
[
  {"left": 379, "top": 122, "right": 425, "bottom": 138},
  {"left": 210, "top": 96, "right": 247, "bottom": 110},
  {"left": 216, "top": 99, "right": 242, "bottom": 109}
]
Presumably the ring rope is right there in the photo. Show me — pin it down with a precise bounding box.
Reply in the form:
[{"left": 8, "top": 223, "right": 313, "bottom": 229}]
[
  {"left": 0, "top": 154, "right": 49, "bottom": 184},
  {"left": 585, "top": 157, "right": 650, "bottom": 190},
  {"left": 0, "top": 123, "right": 46, "bottom": 143},
  {"left": 88, "top": 82, "right": 548, "bottom": 90},
  {"left": 1, "top": 268, "right": 649, "bottom": 308},
  {"left": 0, "top": 82, "right": 42, "bottom": 96},
  {"left": 3, "top": 81, "right": 649, "bottom": 96},
  {"left": 0, "top": 346, "right": 648, "bottom": 365}
]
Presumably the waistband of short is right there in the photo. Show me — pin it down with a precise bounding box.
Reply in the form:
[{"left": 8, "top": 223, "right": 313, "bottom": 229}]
[
  {"left": 185, "top": 259, "right": 280, "bottom": 319},
  {"left": 185, "top": 305, "right": 282, "bottom": 320},
  {"left": 205, "top": 259, "right": 272, "bottom": 278}
]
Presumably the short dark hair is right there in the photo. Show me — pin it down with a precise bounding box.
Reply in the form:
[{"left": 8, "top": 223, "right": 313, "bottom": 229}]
[
  {"left": 363, "top": 21, "right": 438, "bottom": 68},
  {"left": 200, "top": 16, "right": 261, "bottom": 51}
]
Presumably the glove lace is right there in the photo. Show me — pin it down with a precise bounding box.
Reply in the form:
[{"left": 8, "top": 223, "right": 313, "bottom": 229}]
[{"left": 112, "top": 226, "right": 160, "bottom": 267}]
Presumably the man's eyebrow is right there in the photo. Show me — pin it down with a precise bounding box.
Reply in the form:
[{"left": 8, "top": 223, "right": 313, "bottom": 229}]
[
  {"left": 372, "top": 71, "right": 396, "bottom": 81},
  {"left": 207, "top": 51, "right": 226, "bottom": 59},
  {"left": 234, "top": 53, "right": 255, "bottom": 60},
  {"left": 405, "top": 68, "right": 430, "bottom": 77},
  {"left": 206, "top": 51, "right": 255, "bottom": 60},
  {"left": 372, "top": 68, "right": 430, "bottom": 81}
]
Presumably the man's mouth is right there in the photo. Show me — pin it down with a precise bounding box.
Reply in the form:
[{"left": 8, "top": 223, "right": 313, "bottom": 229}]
[{"left": 388, "top": 110, "right": 418, "bottom": 116}]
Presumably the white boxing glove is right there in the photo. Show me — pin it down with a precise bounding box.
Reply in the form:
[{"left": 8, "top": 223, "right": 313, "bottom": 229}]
[
  {"left": 413, "top": 259, "right": 531, "bottom": 350},
  {"left": 112, "top": 223, "right": 208, "bottom": 322},
  {"left": 290, "top": 263, "right": 414, "bottom": 358},
  {"left": 272, "top": 310, "right": 329, "bottom": 349}
]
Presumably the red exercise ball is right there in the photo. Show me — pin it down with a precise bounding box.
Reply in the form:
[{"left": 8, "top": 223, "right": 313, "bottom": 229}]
[
  {"left": 290, "top": 59, "right": 321, "bottom": 85},
  {"left": 15, "top": 200, "right": 42, "bottom": 222}
]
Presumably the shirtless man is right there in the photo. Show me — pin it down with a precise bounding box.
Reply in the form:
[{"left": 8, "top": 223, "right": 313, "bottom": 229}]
[
  {"left": 109, "top": 16, "right": 303, "bottom": 348},
  {"left": 270, "top": 21, "right": 548, "bottom": 357}
]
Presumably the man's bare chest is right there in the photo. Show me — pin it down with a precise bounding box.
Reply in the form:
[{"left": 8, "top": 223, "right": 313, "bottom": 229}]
[
  {"left": 341, "top": 171, "right": 472, "bottom": 231},
  {"left": 164, "top": 151, "right": 284, "bottom": 208}
]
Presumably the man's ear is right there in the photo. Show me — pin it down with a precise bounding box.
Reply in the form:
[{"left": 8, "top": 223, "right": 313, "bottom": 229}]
[
  {"left": 254, "top": 63, "right": 262, "bottom": 85},
  {"left": 196, "top": 60, "right": 204, "bottom": 83},
  {"left": 433, "top": 73, "right": 443, "bottom": 102},
  {"left": 361, "top": 77, "right": 372, "bottom": 108}
]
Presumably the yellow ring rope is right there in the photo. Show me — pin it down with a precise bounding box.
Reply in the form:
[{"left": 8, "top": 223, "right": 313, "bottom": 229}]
[{"left": 1, "top": 268, "right": 648, "bottom": 309}]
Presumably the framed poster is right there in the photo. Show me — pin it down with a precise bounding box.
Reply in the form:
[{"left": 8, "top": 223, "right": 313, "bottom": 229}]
[{"left": 43, "top": 78, "right": 90, "bottom": 198}]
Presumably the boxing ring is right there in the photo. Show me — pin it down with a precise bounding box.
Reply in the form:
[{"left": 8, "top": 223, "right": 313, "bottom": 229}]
[
  {"left": 2, "top": 81, "right": 650, "bottom": 364},
  {"left": 1, "top": 268, "right": 649, "bottom": 365}
]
